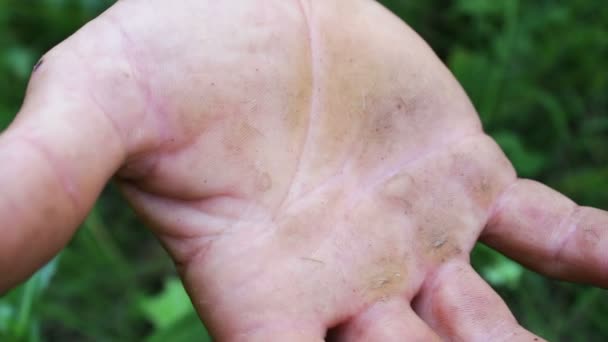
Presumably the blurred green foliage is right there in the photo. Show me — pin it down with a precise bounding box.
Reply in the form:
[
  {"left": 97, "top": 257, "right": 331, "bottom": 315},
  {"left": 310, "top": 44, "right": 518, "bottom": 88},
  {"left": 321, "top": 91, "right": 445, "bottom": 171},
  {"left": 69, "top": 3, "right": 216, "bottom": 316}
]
[{"left": 0, "top": 0, "right": 606, "bottom": 341}]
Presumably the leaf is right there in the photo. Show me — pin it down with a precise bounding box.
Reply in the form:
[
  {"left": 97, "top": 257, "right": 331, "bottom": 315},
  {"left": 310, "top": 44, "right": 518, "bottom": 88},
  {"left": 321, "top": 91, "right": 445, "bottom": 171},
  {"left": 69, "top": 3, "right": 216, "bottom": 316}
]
[
  {"left": 13, "top": 257, "right": 59, "bottom": 339},
  {"left": 471, "top": 244, "right": 523, "bottom": 289},
  {"left": 481, "top": 259, "right": 524, "bottom": 289},
  {"left": 554, "top": 168, "right": 608, "bottom": 207},
  {"left": 139, "top": 277, "right": 196, "bottom": 330},
  {"left": 147, "top": 311, "right": 212, "bottom": 342},
  {"left": 0, "top": 257, "right": 59, "bottom": 340},
  {"left": 454, "top": 0, "right": 497, "bottom": 17},
  {"left": 0, "top": 304, "right": 13, "bottom": 333},
  {"left": 139, "top": 277, "right": 212, "bottom": 341},
  {"left": 520, "top": 86, "right": 572, "bottom": 142},
  {"left": 492, "top": 131, "right": 547, "bottom": 177},
  {"left": 2, "top": 47, "right": 36, "bottom": 82},
  {"left": 0, "top": 106, "right": 15, "bottom": 131}
]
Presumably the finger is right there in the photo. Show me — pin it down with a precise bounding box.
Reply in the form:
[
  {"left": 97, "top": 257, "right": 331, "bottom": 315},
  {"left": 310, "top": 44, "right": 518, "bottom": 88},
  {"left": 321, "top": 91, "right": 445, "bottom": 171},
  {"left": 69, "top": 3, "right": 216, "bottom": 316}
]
[
  {"left": 0, "top": 16, "right": 145, "bottom": 291},
  {"left": 328, "top": 298, "right": 441, "bottom": 342},
  {"left": 482, "top": 179, "right": 608, "bottom": 286},
  {"left": 414, "top": 262, "right": 545, "bottom": 341}
]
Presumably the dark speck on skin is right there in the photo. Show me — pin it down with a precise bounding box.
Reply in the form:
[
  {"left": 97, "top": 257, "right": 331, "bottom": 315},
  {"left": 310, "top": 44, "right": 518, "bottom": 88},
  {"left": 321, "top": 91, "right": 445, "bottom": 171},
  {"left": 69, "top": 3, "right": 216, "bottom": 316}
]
[{"left": 33, "top": 58, "right": 44, "bottom": 72}]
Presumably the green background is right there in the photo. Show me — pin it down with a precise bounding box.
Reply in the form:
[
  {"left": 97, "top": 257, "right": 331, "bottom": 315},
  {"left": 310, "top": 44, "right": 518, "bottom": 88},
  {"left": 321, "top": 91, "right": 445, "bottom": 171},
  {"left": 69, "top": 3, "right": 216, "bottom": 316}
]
[{"left": 1, "top": 0, "right": 606, "bottom": 341}]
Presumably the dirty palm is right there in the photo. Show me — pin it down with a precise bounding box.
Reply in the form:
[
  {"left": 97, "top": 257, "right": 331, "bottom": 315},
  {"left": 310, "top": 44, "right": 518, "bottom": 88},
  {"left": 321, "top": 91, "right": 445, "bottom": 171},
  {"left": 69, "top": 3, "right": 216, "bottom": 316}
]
[{"left": 5, "top": 0, "right": 607, "bottom": 341}]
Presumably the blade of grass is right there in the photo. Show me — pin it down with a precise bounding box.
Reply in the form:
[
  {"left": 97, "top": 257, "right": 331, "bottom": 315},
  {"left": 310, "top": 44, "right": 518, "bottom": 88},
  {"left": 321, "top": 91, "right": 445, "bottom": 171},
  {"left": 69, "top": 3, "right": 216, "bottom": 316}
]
[
  {"left": 82, "top": 206, "right": 133, "bottom": 278},
  {"left": 12, "top": 258, "right": 58, "bottom": 340}
]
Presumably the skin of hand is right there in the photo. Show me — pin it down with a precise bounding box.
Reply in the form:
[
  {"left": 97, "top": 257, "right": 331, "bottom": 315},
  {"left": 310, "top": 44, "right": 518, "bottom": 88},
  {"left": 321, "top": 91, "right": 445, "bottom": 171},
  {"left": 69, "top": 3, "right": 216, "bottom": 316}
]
[{"left": 0, "top": 0, "right": 606, "bottom": 340}]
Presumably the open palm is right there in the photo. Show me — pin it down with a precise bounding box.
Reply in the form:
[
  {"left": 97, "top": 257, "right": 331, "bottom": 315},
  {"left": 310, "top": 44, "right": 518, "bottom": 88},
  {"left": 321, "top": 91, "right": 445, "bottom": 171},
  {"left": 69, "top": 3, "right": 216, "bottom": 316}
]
[{"left": 1, "top": 0, "right": 606, "bottom": 341}]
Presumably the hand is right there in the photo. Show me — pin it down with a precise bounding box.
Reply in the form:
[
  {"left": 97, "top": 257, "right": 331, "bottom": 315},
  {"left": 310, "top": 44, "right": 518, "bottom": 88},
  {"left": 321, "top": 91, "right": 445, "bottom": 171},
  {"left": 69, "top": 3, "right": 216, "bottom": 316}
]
[{"left": 1, "top": 0, "right": 606, "bottom": 340}]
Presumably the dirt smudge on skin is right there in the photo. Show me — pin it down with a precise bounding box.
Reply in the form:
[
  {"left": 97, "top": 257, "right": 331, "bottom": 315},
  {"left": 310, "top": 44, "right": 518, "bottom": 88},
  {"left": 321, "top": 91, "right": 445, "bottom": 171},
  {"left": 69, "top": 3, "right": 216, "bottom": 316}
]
[
  {"left": 575, "top": 208, "right": 606, "bottom": 251},
  {"left": 416, "top": 210, "right": 467, "bottom": 264},
  {"left": 380, "top": 172, "right": 415, "bottom": 211},
  {"left": 448, "top": 136, "right": 517, "bottom": 214},
  {"left": 301, "top": 257, "right": 325, "bottom": 265},
  {"left": 274, "top": 189, "right": 341, "bottom": 253},
  {"left": 432, "top": 237, "right": 447, "bottom": 249},
  {"left": 222, "top": 120, "right": 265, "bottom": 156},
  {"left": 255, "top": 171, "right": 272, "bottom": 193},
  {"left": 451, "top": 152, "right": 497, "bottom": 211},
  {"left": 584, "top": 228, "right": 600, "bottom": 244},
  {"left": 363, "top": 265, "right": 408, "bottom": 302},
  {"left": 283, "top": 66, "right": 313, "bottom": 136}
]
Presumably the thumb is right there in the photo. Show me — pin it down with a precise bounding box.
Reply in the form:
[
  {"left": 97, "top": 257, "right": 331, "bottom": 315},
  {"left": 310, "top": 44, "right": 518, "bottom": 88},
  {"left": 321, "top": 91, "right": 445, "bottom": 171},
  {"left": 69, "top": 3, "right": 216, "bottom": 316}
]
[{"left": 0, "top": 18, "right": 139, "bottom": 292}]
